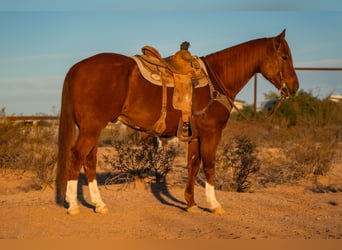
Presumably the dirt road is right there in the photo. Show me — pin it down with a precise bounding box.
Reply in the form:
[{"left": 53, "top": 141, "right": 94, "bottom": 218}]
[{"left": 1, "top": 168, "right": 341, "bottom": 239}]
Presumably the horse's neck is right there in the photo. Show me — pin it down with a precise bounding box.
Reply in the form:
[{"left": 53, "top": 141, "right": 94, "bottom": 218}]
[{"left": 205, "top": 38, "right": 268, "bottom": 99}]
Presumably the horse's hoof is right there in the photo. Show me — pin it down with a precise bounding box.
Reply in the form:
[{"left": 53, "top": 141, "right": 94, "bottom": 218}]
[
  {"left": 211, "top": 206, "right": 225, "bottom": 215},
  {"left": 67, "top": 207, "right": 81, "bottom": 216},
  {"left": 95, "top": 205, "right": 108, "bottom": 214},
  {"left": 187, "top": 205, "right": 202, "bottom": 213}
]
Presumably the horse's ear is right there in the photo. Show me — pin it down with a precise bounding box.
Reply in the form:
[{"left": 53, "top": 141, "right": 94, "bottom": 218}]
[
  {"left": 279, "top": 29, "right": 286, "bottom": 39},
  {"left": 273, "top": 29, "right": 286, "bottom": 49}
]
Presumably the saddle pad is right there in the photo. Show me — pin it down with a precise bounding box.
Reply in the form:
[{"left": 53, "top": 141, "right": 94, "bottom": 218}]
[{"left": 132, "top": 55, "right": 209, "bottom": 88}]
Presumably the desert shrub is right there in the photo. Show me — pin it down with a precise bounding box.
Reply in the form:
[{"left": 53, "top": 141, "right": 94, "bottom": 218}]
[
  {"left": 0, "top": 119, "right": 57, "bottom": 187},
  {"left": 287, "top": 142, "right": 334, "bottom": 175},
  {"left": 0, "top": 121, "right": 27, "bottom": 170},
  {"left": 215, "top": 135, "right": 260, "bottom": 192},
  {"left": 25, "top": 124, "right": 58, "bottom": 187},
  {"left": 319, "top": 97, "right": 342, "bottom": 126},
  {"left": 103, "top": 131, "right": 178, "bottom": 187},
  {"left": 258, "top": 126, "right": 337, "bottom": 185}
]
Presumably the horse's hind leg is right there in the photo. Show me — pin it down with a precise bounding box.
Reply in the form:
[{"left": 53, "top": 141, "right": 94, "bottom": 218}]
[
  {"left": 65, "top": 137, "right": 84, "bottom": 215},
  {"left": 66, "top": 128, "right": 105, "bottom": 215},
  {"left": 84, "top": 146, "right": 108, "bottom": 214}
]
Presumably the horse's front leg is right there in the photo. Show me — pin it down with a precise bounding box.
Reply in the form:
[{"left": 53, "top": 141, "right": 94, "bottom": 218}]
[
  {"left": 184, "top": 139, "right": 201, "bottom": 212},
  {"left": 201, "top": 133, "right": 225, "bottom": 214}
]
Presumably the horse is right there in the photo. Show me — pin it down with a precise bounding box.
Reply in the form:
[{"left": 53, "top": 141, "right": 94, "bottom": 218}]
[{"left": 56, "top": 29, "right": 299, "bottom": 215}]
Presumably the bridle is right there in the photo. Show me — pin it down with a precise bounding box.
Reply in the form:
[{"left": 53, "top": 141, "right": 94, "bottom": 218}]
[
  {"left": 266, "top": 38, "right": 292, "bottom": 118},
  {"left": 272, "top": 38, "right": 290, "bottom": 99}
]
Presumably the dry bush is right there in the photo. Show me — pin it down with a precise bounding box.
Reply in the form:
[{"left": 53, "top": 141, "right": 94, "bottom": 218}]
[
  {"left": 103, "top": 131, "right": 178, "bottom": 188},
  {"left": 0, "top": 119, "right": 57, "bottom": 188},
  {"left": 25, "top": 125, "right": 58, "bottom": 187},
  {"left": 285, "top": 141, "right": 335, "bottom": 176},
  {"left": 258, "top": 126, "right": 338, "bottom": 185},
  {"left": 0, "top": 121, "right": 27, "bottom": 170},
  {"left": 221, "top": 115, "right": 339, "bottom": 188},
  {"left": 214, "top": 135, "right": 260, "bottom": 192}
]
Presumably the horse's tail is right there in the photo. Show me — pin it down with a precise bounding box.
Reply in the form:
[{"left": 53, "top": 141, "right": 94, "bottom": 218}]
[{"left": 56, "top": 72, "right": 76, "bottom": 205}]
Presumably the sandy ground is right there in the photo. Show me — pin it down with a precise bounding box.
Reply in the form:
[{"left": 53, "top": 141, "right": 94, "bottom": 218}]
[{"left": 0, "top": 156, "right": 341, "bottom": 239}]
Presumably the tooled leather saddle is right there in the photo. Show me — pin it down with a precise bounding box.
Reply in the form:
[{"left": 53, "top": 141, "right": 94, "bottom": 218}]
[
  {"left": 132, "top": 42, "right": 210, "bottom": 140},
  {"left": 133, "top": 43, "right": 209, "bottom": 87}
]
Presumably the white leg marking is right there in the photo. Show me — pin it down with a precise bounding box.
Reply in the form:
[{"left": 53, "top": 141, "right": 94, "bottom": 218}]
[
  {"left": 205, "top": 181, "right": 221, "bottom": 211},
  {"left": 66, "top": 180, "right": 80, "bottom": 215},
  {"left": 89, "top": 180, "right": 108, "bottom": 214}
]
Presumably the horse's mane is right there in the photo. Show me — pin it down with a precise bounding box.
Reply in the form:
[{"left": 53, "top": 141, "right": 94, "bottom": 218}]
[{"left": 204, "top": 37, "right": 270, "bottom": 98}]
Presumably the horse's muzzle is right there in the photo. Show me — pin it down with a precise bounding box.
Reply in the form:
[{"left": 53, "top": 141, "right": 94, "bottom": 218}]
[
  {"left": 281, "top": 80, "right": 298, "bottom": 98},
  {"left": 280, "top": 82, "right": 290, "bottom": 98}
]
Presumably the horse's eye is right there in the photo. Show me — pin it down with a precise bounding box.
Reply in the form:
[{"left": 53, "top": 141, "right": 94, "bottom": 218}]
[{"left": 282, "top": 55, "right": 288, "bottom": 61}]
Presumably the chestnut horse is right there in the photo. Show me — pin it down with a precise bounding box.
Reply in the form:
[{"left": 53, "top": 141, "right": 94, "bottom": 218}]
[{"left": 56, "top": 30, "right": 298, "bottom": 215}]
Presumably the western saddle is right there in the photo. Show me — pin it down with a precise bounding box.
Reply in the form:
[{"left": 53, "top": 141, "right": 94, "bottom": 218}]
[{"left": 132, "top": 42, "right": 209, "bottom": 141}]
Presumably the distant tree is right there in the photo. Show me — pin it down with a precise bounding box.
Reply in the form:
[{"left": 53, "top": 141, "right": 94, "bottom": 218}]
[{"left": 0, "top": 107, "right": 5, "bottom": 117}]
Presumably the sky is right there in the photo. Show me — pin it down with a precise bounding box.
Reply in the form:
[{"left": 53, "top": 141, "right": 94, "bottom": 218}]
[{"left": 0, "top": 0, "right": 342, "bottom": 115}]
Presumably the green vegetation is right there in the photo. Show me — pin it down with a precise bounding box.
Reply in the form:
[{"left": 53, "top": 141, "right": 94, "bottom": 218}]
[{"left": 265, "top": 90, "right": 341, "bottom": 127}]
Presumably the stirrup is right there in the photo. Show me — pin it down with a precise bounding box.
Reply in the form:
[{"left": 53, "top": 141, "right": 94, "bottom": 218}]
[
  {"left": 177, "top": 119, "right": 193, "bottom": 142},
  {"left": 181, "top": 122, "right": 191, "bottom": 139}
]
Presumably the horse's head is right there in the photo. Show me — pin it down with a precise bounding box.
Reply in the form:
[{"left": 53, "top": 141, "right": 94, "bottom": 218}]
[{"left": 260, "top": 29, "right": 299, "bottom": 98}]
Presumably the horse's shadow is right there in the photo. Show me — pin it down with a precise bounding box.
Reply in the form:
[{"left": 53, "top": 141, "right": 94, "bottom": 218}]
[
  {"left": 74, "top": 172, "right": 187, "bottom": 212},
  {"left": 150, "top": 178, "right": 187, "bottom": 211}
]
